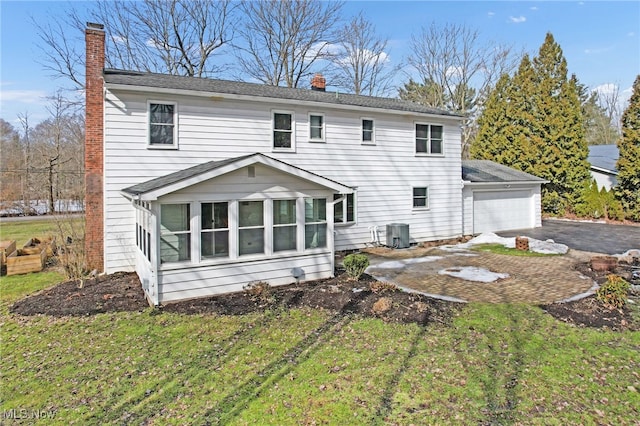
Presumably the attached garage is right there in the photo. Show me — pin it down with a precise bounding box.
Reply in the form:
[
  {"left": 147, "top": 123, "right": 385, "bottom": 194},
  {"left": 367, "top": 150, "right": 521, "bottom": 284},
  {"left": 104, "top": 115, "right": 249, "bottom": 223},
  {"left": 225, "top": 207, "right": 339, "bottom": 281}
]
[{"left": 462, "top": 160, "right": 548, "bottom": 235}]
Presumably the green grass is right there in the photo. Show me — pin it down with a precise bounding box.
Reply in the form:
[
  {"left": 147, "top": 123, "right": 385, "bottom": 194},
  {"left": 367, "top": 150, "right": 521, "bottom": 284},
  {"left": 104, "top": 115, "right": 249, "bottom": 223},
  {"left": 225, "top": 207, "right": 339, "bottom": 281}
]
[
  {"left": 471, "top": 243, "right": 557, "bottom": 257},
  {"left": 1, "top": 277, "right": 639, "bottom": 425},
  {"left": 1, "top": 219, "right": 638, "bottom": 423}
]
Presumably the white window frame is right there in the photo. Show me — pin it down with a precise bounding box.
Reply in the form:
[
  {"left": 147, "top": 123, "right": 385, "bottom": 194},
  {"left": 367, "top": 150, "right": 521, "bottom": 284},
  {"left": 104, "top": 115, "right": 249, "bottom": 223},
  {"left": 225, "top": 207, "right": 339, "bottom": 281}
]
[
  {"left": 148, "top": 101, "right": 178, "bottom": 149},
  {"left": 272, "top": 110, "right": 296, "bottom": 151},
  {"left": 412, "top": 187, "right": 430, "bottom": 210},
  {"left": 334, "top": 193, "right": 356, "bottom": 224},
  {"left": 159, "top": 203, "right": 191, "bottom": 263},
  {"left": 361, "top": 118, "right": 375, "bottom": 144},
  {"left": 304, "top": 198, "right": 328, "bottom": 250},
  {"left": 273, "top": 199, "right": 298, "bottom": 252},
  {"left": 238, "top": 200, "right": 265, "bottom": 256},
  {"left": 415, "top": 122, "right": 444, "bottom": 155},
  {"left": 200, "top": 201, "right": 230, "bottom": 260},
  {"left": 308, "top": 112, "right": 325, "bottom": 142}
]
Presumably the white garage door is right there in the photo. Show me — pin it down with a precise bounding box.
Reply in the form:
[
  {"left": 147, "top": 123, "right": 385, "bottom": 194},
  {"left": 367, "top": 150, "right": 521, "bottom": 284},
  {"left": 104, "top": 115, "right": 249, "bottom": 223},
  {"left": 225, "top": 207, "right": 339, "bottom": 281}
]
[{"left": 473, "top": 190, "right": 532, "bottom": 234}]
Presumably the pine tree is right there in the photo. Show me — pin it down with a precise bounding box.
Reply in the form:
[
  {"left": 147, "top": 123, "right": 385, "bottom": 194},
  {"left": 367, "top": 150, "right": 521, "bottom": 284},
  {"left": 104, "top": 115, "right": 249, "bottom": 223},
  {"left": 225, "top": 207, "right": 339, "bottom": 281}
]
[
  {"left": 472, "top": 33, "right": 591, "bottom": 214},
  {"left": 616, "top": 75, "right": 640, "bottom": 220}
]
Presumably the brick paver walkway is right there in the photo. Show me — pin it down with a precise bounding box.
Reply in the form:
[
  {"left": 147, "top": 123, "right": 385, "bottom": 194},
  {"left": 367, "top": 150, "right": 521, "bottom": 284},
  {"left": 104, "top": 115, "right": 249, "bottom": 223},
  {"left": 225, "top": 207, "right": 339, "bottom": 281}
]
[{"left": 365, "top": 247, "right": 596, "bottom": 304}]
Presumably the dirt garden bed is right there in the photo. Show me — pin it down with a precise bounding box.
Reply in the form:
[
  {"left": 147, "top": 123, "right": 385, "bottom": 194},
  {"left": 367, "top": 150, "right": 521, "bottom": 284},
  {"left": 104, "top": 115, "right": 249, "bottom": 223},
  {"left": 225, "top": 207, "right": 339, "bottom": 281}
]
[{"left": 8, "top": 261, "right": 639, "bottom": 330}]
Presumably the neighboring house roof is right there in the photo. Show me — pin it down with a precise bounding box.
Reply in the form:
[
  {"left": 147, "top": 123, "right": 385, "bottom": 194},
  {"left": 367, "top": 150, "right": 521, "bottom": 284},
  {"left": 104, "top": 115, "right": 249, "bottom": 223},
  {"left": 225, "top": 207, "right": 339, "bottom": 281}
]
[
  {"left": 121, "top": 153, "right": 353, "bottom": 201},
  {"left": 462, "top": 160, "right": 548, "bottom": 184},
  {"left": 588, "top": 144, "right": 618, "bottom": 175},
  {"left": 103, "top": 69, "right": 462, "bottom": 118}
]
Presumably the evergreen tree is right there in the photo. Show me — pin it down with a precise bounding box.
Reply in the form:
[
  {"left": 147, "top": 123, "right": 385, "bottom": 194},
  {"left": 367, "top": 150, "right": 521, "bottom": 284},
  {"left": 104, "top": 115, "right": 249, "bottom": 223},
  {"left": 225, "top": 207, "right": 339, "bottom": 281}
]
[
  {"left": 616, "top": 75, "right": 640, "bottom": 220},
  {"left": 472, "top": 32, "right": 591, "bottom": 214}
]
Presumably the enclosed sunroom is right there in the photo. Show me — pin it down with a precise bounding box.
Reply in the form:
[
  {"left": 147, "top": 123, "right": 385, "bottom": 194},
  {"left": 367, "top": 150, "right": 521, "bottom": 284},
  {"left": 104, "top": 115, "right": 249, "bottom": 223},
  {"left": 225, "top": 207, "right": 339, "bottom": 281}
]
[{"left": 121, "top": 153, "right": 353, "bottom": 305}]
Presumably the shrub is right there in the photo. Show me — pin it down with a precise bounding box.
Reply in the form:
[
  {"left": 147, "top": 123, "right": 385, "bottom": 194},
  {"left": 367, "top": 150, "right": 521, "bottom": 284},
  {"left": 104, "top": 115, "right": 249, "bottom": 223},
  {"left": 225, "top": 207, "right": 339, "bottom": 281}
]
[
  {"left": 371, "top": 297, "right": 393, "bottom": 315},
  {"left": 343, "top": 253, "right": 369, "bottom": 280},
  {"left": 370, "top": 281, "right": 398, "bottom": 294},
  {"left": 596, "top": 275, "right": 630, "bottom": 310},
  {"left": 244, "top": 281, "right": 274, "bottom": 304}
]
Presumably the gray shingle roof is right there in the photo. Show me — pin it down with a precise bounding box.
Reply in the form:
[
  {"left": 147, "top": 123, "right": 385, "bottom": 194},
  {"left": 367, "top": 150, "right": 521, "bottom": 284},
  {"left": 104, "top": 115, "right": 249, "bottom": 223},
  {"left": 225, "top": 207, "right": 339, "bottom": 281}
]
[
  {"left": 121, "top": 155, "right": 253, "bottom": 196},
  {"left": 462, "top": 160, "right": 547, "bottom": 183},
  {"left": 103, "top": 69, "right": 461, "bottom": 117},
  {"left": 588, "top": 144, "right": 618, "bottom": 173}
]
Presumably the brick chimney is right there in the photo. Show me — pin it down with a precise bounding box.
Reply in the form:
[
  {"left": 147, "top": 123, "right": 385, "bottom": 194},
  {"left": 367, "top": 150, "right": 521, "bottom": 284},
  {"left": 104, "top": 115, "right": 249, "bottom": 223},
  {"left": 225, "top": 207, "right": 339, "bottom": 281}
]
[
  {"left": 85, "top": 22, "right": 105, "bottom": 272},
  {"left": 311, "top": 73, "right": 326, "bottom": 91}
]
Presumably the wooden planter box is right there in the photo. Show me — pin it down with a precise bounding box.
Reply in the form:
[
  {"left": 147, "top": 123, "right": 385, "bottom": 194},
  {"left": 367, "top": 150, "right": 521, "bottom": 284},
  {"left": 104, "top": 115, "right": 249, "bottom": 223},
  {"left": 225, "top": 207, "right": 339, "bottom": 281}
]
[
  {"left": 6, "top": 248, "right": 47, "bottom": 275},
  {"left": 590, "top": 256, "right": 618, "bottom": 272},
  {"left": 1, "top": 240, "right": 17, "bottom": 268}
]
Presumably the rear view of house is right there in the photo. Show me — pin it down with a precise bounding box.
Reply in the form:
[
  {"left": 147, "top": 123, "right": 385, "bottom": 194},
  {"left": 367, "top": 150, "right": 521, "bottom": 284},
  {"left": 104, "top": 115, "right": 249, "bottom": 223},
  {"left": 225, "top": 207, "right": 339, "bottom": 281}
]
[{"left": 84, "top": 23, "right": 544, "bottom": 305}]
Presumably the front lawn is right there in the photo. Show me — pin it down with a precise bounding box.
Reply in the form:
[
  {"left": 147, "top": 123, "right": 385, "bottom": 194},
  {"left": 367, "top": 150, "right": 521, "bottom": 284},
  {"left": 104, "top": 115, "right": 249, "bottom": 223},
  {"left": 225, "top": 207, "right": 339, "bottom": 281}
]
[{"left": 1, "top": 275, "right": 638, "bottom": 424}]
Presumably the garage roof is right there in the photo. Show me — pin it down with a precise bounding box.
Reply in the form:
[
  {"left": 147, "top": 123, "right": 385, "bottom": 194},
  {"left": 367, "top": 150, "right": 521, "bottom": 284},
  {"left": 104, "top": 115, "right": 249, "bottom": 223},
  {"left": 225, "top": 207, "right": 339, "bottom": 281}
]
[{"left": 462, "top": 160, "right": 547, "bottom": 183}]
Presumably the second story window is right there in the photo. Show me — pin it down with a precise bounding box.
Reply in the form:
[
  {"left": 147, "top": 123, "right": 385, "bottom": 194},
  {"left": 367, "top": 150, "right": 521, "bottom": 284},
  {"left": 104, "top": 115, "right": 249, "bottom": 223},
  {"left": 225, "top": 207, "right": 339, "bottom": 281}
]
[
  {"left": 149, "top": 102, "right": 177, "bottom": 148},
  {"left": 309, "top": 113, "right": 325, "bottom": 142},
  {"left": 273, "top": 111, "right": 294, "bottom": 150},
  {"left": 415, "top": 123, "right": 443, "bottom": 155},
  {"left": 362, "top": 119, "right": 374, "bottom": 144}
]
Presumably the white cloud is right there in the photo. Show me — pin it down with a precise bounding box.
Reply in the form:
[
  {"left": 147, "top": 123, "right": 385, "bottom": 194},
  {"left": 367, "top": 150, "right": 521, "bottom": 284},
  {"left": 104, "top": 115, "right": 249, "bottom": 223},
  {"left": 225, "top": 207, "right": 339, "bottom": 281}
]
[
  {"left": 584, "top": 45, "right": 614, "bottom": 54},
  {"left": 487, "top": 11, "right": 495, "bottom": 17},
  {"left": 0, "top": 88, "right": 47, "bottom": 104},
  {"left": 509, "top": 16, "right": 526, "bottom": 23},
  {"left": 628, "top": 32, "right": 636, "bottom": 37},
  {"left": 530, "top": 6, "right": 538, "bottom": 11}
]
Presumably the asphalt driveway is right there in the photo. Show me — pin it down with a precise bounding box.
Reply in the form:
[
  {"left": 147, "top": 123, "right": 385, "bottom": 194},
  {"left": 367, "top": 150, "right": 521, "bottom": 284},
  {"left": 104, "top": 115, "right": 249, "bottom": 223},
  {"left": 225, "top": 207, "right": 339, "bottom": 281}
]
[{"left": 498, "top": 219, "right": 640, "bottom": 255}]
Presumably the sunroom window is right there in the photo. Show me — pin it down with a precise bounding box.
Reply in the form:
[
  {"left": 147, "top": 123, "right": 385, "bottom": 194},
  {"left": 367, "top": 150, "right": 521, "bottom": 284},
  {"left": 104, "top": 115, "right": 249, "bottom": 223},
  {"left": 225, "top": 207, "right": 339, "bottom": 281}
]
[
  {"left": 305, "top": 198, "right": 327, "bottom": 249},
  {"left": 273, "top": 200, "right": 297, "bottom": 252},
  {"left": 160, "top": 203, "right": 190, "bottom": 263},
  {"left": 201, "top": 202, "right": 229, "bottom": 259},
  {"left": 239, "top": 201, "right": 264, "bottom": 255}
]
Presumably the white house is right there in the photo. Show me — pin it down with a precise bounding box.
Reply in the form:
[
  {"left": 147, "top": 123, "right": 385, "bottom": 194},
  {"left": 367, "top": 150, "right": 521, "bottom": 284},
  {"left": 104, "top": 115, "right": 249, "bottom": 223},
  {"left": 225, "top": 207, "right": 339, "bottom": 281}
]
[
  {"left": 84, "top": 24, "right": 545, "bottom": 305},
  {"left": 587, "top": 144, "right": 619, "bottom": 191}
]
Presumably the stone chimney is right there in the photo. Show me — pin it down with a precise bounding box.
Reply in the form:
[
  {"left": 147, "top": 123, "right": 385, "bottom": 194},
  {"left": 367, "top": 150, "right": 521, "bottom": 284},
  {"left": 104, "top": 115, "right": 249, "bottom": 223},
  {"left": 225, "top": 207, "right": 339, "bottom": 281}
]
[
  {"left": 311, "top": 73, "right": 326, "bottom": 91},
  {"left": 85, "top": 22, "right": 105, "bottom": 272}
]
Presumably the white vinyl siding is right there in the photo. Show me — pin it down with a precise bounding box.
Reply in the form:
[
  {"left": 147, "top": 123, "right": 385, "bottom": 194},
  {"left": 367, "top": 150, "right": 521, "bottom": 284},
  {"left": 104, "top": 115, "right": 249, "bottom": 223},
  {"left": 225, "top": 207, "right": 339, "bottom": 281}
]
[{"left": 103, "top": 89, "right": 463, "bottom": 274}]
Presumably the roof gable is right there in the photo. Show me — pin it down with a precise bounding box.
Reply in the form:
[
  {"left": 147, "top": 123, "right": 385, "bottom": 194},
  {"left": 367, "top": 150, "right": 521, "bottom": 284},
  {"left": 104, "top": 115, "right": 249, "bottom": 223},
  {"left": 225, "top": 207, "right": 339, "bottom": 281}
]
[
  {"left": 121, "top": 153, "right": 353, "bottom": 201},
  {"left": 462, "top": 160, "right": 547, "bottom": 183},
  {"left": 103, "top": 69, "right": 462, "bottom": 118}
]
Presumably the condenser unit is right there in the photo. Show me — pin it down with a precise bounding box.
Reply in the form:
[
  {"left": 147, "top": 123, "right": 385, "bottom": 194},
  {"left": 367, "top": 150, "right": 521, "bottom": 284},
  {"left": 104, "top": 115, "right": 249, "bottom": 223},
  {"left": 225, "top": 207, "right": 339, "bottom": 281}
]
[{"left": 386, "top": 223, "right": 410, "bottom": 248}]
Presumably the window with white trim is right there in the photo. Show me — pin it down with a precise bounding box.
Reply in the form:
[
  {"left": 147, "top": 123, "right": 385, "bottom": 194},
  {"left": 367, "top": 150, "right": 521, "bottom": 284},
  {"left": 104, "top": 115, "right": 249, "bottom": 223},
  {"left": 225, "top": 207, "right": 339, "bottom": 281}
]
[
  {"left": 238, "top": 201, "right": 264, "bottom": 255},
  {"left": 273, "top": 111, "right": 294, "bottom": 149},
  {"left": 149, "top": 102, "right": 177, "bottom": 147},
  {"left": 412, "top": 187, "right": 429, "bottom": 209},
  {"left": 201, "top": 202, "right": 229, "bottom": 259},
  {"left": 273, "top": 200, "right": 297, "bottom": 252},
  {"left": 334, "top": 193, "right": 355, "bottom": 224},
  {"left": 362, "top": 119, "right": 374, "bottom": 143},
  {"left": 415, "top": 123, "right": 443, "bottom": 154},
  {"left": 305, "top": 198, "right": 327, "bottom": 249},
  {"left": 309, "top": 113, "right": 325, "bottom": 142},
  {"left": 160, "top": 204, "right": 190, "bottom": 263}
]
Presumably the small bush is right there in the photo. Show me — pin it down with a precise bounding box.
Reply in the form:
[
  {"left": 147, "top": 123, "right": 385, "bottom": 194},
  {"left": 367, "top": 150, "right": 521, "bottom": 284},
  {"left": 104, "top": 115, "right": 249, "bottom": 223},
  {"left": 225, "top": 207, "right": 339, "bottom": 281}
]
[
  {"left": 244, "top": 281, "right": 274, "bottom": 304},
  {"left": 371, "top": 297, "right": 393, "bottom": 315},
  {"left": 596, "top": 275, "right": 630, "bottom": 310},
  {"left": 370, "top": 281, "right": 398, "bottom": 294},
  {"left": 343, "top": 253, "right": 369, "bottom": 280}
]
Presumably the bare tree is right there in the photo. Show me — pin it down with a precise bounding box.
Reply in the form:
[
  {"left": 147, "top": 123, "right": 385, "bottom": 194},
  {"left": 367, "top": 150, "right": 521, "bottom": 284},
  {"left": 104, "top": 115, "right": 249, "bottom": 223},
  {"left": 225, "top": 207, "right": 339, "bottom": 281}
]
[
  {"left": 35, "top": 0, "right": 237, "bottom": 90},
  {"left": 235, "top": 0, "right": 344, "bottom": 88},
  {"left": 0, "top": 119, "right": 23, "bottom": 207},
  {"left": 408, "top": 22, "right": 519, "bottom": 156},
  {"left": 595, "top": 84, "right": 622, "bottom": 133},
  {"left": 328, "top": 13, "right": 401, "bottom": 96}
]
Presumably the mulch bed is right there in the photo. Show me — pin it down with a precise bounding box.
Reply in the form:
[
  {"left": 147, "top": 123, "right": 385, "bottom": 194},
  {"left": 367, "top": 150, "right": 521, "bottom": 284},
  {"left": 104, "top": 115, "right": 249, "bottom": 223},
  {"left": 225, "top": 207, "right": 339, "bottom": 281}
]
[{"left": 9, "top": 262, "right": 639, "bottom": 331}]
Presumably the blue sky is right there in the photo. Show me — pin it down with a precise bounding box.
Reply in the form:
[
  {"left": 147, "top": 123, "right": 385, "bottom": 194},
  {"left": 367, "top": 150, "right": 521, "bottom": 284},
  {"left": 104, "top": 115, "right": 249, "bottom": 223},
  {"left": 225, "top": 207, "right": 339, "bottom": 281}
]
[{"left": 1, "top": 0, "right": 639, "bottom": 125}]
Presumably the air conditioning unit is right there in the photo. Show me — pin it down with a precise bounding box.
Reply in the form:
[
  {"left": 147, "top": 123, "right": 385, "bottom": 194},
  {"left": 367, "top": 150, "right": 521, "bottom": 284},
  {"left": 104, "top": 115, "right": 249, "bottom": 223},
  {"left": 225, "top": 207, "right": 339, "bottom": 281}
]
[{"left": 386, "top": 223, "right": 410, "bottom": 249}]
